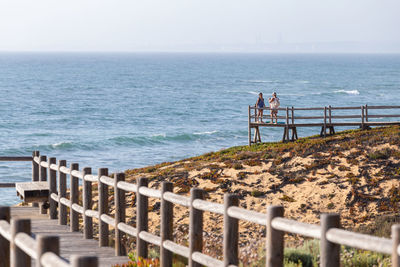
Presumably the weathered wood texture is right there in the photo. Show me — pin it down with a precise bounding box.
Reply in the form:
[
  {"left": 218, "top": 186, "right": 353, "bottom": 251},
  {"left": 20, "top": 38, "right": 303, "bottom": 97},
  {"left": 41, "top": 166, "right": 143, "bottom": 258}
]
[
  {"left": 98, "top": 168, "right": 109, "bottom": 247},
  {"left": 48, "top": 157, "right": 57, "bottom": 220},
  {"left": 0, "top": 206, "right": 11, "bottom": 267},
  {"left": 266, "top": 206, "right": 284, "bottom": 267},
  {"left": 83, "top": 167, "right": 93, "bottom": 239},
  {"left": 114, "top": 173, "right": 126, "bottom": 256},
  {"left": 320, "top": 213, "right": 340, "bottom": 267},
  {"left": 11, "top": 218, "right": 31, "bottom": 267},
  {"left": 189, "top": 188, "right": 204, "bottom": 267},
  {"left": 9, "top": 207, "right": 127, "bottom": 267},
  {"left": 58, "top": 160, "right": 67, "bottom": 225},
  {"left": 70, "top": 163, "right": 79, "bottom": 232},
  {"left": 160, "top": 182, "right": 173, "bottom": 267},
  {"left": 15, "top": 182, "right": 49, "bottom": 203},
  {"left": 223, "top": 194, "right": 239, "bottom": 266},
  {"left": 136, "top": 177, "right": 148, "bottom": 258}
]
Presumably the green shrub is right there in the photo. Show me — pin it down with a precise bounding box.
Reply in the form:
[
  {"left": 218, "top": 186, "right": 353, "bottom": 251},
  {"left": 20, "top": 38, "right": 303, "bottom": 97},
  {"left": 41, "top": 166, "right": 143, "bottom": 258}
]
[
  {"left": 236, "top": 171, "right": 248, "bottom": 179},
  {"left": 233, "top": 163, "right": 243, "bottom": 170},
  {"left": 341, "top": 247, "right": 390, "bottom": 266},
  {"left": 368, "top": 149, "right": 392, "bottom": 160},
  {"left": 251, "top": 190, "right": 264, "bottom": 197},
  {"left": 280, "top": 195, "right": 296, "bottom": 202}
]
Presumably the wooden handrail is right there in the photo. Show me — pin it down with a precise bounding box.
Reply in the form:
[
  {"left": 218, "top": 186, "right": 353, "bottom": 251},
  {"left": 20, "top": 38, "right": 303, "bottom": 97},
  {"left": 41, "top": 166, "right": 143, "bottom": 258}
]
[
  {"left": 0, "top": 156, "right": 32, "bottom": 161},
  {"left": 5, "top": 153, "right": 400, "bottom": 267},
  {"left": 0, "top": 208, "right": 96, "bottom": 267}
]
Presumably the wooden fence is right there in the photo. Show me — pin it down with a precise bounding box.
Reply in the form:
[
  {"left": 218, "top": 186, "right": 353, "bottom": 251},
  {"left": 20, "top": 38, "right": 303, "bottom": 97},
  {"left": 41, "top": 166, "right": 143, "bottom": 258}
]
[
  {"left": 2, "top": 152, "right": 400, "bottom": 267},
  {"left": 248, "top": 105, "right": 400, "bottom": 144},
  {"left": 0, "top": 156, "right": 97, "bottom": 267}
]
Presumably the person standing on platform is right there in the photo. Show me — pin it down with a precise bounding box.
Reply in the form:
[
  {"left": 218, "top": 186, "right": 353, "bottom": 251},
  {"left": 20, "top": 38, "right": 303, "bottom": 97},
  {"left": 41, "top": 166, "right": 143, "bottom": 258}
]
[
  {"left": 269, "top": 92, "right": 280, "bottom": 124},
  {"left": 256, "top": 92, "right": 265, "bottom": 123}
]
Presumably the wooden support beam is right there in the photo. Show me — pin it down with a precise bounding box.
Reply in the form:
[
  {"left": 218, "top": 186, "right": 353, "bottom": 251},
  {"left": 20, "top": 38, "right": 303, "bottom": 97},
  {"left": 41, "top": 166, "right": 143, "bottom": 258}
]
[
  {"left": 392, "top": 225, "right": 400, "bottom": 267},
  {"left": 70, "top": 163, "right": 79, "bottom": 232},
  {"left": 266, "top": 206, "right": 284, "bottom": 267},
  {"left": 11, "top": 219, "right": 31, "bottom": 267},
  {"left": 0, "top": 206, "right": 10, "bottom": 267},
  {"left": 320, "top": 213, "right": 340, "bottom": 267},
  {"left": 98, "top": 168, "right": 109, "bottom": 247},
  {"left": 137, "top": 177, "right": 148, "bottom": 258},
  {"left": 39, "top": 155, "right": 47, "bottom": 215},
  {"left": 189, "top": 188, "right": 204, "bottom": 267},
  {"left": 83, "top": 167, "right": 93, "bottom": 239},
  {"left": 224, "top": 194, "right": 239, "bottom": 267},
  {"left": 48, "top": 157, "right": 57, "bottom": 220},
  {"left": 36, "top": 235, "right": 59, "bottom": 267},
  {"left": 115, "top": 173, "right": 126, "bottom": 256},
  {"left": 160, "top": 182, "right": 173, "bottom": 267},
  {"left": 58, "top": 160, "right": 67, "bottom": 225}
]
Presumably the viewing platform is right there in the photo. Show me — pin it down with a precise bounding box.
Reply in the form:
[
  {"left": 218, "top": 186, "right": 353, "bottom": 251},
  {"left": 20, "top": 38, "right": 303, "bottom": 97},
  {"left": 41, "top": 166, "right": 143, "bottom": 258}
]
[{"left": 248, "top": 105, "right": 400, "bottom": 145}]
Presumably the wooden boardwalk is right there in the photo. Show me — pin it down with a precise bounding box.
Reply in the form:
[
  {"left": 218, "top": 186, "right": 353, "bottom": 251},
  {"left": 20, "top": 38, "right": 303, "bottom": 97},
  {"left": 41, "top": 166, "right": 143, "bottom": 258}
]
[{"left": 10, "top": 206, "right": 128, "bottom": 267}]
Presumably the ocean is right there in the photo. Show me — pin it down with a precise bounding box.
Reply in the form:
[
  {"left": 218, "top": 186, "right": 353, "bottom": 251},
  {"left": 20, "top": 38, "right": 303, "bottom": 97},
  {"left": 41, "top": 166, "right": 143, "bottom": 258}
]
[{"left": 1, "top": 53, "right": 399, "bottom": 205}]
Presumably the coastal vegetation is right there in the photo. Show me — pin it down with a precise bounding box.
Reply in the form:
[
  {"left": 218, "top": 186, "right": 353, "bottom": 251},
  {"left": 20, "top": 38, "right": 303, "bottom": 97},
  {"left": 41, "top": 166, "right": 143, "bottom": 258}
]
[{"left": 110, "top": 125, "right": 400, "bottom": 265}]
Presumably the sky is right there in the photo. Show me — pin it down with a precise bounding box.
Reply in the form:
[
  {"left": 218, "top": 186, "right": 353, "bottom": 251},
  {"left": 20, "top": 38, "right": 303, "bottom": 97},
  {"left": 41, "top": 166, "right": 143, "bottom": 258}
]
[{"left": 0, "top": 0, "right": 399, "bottom": 53}]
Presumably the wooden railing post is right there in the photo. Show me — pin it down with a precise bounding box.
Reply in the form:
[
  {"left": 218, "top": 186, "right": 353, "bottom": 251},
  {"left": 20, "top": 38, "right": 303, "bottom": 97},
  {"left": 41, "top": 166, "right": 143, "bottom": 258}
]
[
  {"left": 320, "top": 213, "right": 340, "bottom": 267},
  {"left": 58, "top": 160, "right": 67, "bottom": 225},
  {"left": 323, "top": 107, "right": 327, "bottom": 137},
  {"left": 361, "top": 105, "right": 365, "bottom": 129},
  {"left": 32, "top": 151, "right": 40, "bottom": 208},
  {"left": 32, "top": 151, "right": 40, "bottom": 182},
  {"left": 266, "top": 205, "right": 284, "bottom": 267},
  {"left": 291, "top": 106, "right": 295, "bottom": 125},
  {"left": 39, "top": 155, "right": 47, "bottom": 214},
  {"left": 137, "top": 177, "right": 148, "bottom": 258},
  {"left": 0, "top": 206, "right": 11, "bottom": 267},
  {"left": 70, "top": 163, "right": 79, "bottom": 232},
  {"left": 36, "top": 235, "right": 59, "bottom": 267},
  {"left": 392, "top": 224, "right": 400, "bottom": 267},
  {"left": 248, "top": 106, "right": 252, "bottom": 146},
  {"left": 223, "top": 194, "right": 239, "bottom": 267},
  {"left": 71, "top": 255, "right": 98, "bottom": 267},
  {"left": 98, "top": 168, "right": 109, "bottom": 247},
  {"left": 365, "top": 104, "right": 369, "bottom": 122},
  {"left": 328, "top": 105, "right": 332, "bottom": 124},
  {"left": 285, "top": 107, "right": 290, "bottom": 140},
  {"left": 48, "top": 157, "right": 57, "bottom": 220},
  {"left": 10, "top": 219, "right": 30, "bottom": 267},
  {"left": 83, "top": 167, "right": 93, "bottom": 239},
  {"left": 189, "top": 188, "right": 204, "bottom": 267},
  {"left": 160, "top": 181, "right": 173, "bottom": 267},
  {"left": 115, "top": 173, "right": 126, "bottom": 256}
]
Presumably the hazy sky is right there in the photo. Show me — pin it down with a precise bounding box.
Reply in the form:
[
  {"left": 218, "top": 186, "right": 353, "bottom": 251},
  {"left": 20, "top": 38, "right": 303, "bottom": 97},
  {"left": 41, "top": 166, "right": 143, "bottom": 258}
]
[{"left": 0, "top": 0, "right": 399, "bottom": 52}]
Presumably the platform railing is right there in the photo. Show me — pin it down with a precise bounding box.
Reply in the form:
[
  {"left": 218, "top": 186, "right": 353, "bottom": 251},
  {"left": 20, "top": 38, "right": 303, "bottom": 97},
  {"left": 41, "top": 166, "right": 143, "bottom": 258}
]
[
  {"left": 5, "top": 151, "right": 395, "bottom": 267},
  {"left": 249, "top": 104, "right": 400, "bottom": 125},
  {"left": 248, "top": 105, "right": 400, "bottom": 144}
]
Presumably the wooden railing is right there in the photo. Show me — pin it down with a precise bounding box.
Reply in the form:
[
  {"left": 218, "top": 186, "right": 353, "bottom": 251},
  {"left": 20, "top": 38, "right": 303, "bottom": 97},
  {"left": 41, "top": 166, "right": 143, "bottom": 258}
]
[
  {"left": 2, "top": 152, "right": 400, "bottom": 266},
  {"left": 249, "top": 105, "right": 400, "bottom": 126},
  {"left": 248, "top": 105, "right": 400, "bottom": 144},
  {"left": 0, "top": 206, "right": 97, "bottom": 267}
]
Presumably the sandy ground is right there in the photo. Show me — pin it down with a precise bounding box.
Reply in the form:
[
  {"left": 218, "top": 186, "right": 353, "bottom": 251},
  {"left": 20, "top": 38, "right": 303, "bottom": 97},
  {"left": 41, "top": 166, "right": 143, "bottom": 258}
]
[{"left": 115, "top": 128, "right": 400, "bottom": 263}]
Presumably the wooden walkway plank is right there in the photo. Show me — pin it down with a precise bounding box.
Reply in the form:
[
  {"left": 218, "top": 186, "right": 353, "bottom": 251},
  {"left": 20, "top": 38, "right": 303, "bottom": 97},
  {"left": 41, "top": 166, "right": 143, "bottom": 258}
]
[{"left": 11, "top": 207, "right": 128, "bottom": 267}]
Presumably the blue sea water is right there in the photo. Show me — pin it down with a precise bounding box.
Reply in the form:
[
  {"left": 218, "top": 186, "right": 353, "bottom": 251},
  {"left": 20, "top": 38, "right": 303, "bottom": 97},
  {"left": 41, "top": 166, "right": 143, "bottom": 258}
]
[{"left": 1, "top": 53, "right": 400, "bottom": 205}]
